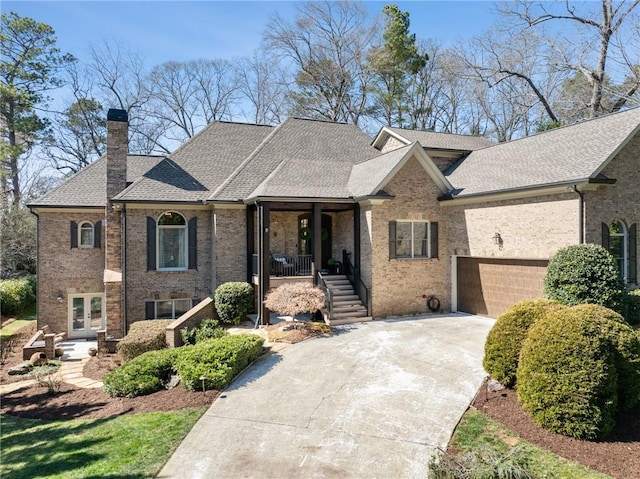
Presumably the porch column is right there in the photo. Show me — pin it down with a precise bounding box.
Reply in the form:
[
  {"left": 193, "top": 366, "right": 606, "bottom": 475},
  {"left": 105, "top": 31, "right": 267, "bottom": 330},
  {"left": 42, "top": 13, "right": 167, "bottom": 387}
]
[
  {"left": 354, "top": 203, "right": 361, "bottom": 282},
  {"left": 246, "top": 204, "right": 255, "bottom": 284},
  {"left": 258, "top": 202, "right": 270, "bottom": 325},
  {"left": 313, "top": 203, "right": 322, "bottom": 284}
]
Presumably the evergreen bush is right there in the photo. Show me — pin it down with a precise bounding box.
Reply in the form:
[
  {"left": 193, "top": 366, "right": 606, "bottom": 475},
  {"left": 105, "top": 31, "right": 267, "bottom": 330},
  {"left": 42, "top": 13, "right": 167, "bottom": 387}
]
[
  {"left": 543, "top": 244, "right": 626, "bottom": 315},
  {"left": 214, "top": 282, "right": 254, "bottom": 325},
  {"left": 103, "top": 348, "right": 180, "bottom": 397},
  {"left": 0, "top": 275, "right": 36, "bottom": 316},
  {"left": 117, "top": 319, "right": 172, "bottom": 361},
  {"left": 483, "top": 299, "right": 565, "bottom": 387}
]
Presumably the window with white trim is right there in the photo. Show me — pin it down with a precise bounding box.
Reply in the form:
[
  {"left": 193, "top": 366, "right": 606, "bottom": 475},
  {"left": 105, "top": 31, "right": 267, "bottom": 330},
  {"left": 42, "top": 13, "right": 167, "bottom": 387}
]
[
  {"left": 79, "top": 221, "right": 94, "bottom": 248},
  {"left": 153, "top": 298, "right": 193, "bottom": 319},
  {"left": 389, "top": 220, "right": 439, "bottom": 259},
  {"left": 157, "top": 212, "right": 188, "bottom": 270}
]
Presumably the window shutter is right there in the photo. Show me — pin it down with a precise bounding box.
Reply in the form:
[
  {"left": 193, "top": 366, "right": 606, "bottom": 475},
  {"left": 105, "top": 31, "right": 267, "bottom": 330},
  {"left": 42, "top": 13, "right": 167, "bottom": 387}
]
[
  {"left": 145, "top": 301, "right": 155, "bottom": 320},
  {"left": 70, "top": 221, "right": 78, "bottom": 248},
  {"left": 389, "top": 221, "right": 397, "bottom": 259},
  {"left": 629, "top": 223, "right": 637, "bottom": 284},
  {"left": 430, "top": 222, "right": 439, "bottom": 259},
  {"left": 147, "top": 216, "right": 156, "bottom": 270},
  {"left": 601, "top": 222, "right": 610, "bottom": 250},
  {"left": 192, "top": 298, "right": 200, "bottom": 307},
  {"left": 188, "top": 217, "right": 197, "bottom": 270},
  {"left": 94, "top": 220, "right": 102, "bottom": 248}
]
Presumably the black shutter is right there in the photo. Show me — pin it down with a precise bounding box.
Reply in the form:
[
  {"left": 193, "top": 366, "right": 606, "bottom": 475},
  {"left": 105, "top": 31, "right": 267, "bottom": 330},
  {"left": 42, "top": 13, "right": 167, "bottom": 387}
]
[
  {"left": 389, "top": 221, "right": 397, "bottom": 259},
  {"left": 430, "top": 222, "right": 439, "bottom": 259},
  {"left": 147, "top": 216, "right": 156, "bottom": 270},
  {"left": 188, "top": 217, "right": 197, "bottom": 270},
  {"left": 629, "top": 223, "right": 637, "bottom": 284},
  {"left": 70, "top": 221, "right": 78, "bottom": 248},
  {"left": 145, "top": 301, "right": 155, "bottom": 320},
  {"left": 602, "top": 222, "right": 610, "bottom": 250},
  {"left": 94, "top": 220, "right": 102, "bottom": 248}
]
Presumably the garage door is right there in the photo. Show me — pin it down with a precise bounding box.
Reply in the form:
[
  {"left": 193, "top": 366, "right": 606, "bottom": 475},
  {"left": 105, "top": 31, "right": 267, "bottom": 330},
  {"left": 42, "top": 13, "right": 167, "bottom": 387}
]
[{"left": 456, "top": 257, "right": 549, "bottom": 318}]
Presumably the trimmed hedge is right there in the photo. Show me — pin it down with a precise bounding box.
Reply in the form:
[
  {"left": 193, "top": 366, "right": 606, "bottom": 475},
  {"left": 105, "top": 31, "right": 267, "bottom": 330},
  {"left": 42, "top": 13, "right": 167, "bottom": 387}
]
[
  {"left": 176, "top": 334, "right": 264, "bottom": 391},
  {"left": 117, "top": 320, "right": 173, "bottom": 361},
  {"left": 214, "top": 282, "right": 254, "bottom": 325},
  {"left": 626, "top": 289, "right": 640, "bottom": 325},
  {"left": 483, "top": 299, "right": 565, "bottom": 387},
  {"left": 0, "top": 275, "right": 36, "bottom": 316},
  {"left": 103, "top": 348, "right": 180, "bottom": 397},
  {"left": 180, "top": 318, "right": 228, "bottom": 345},
  {"left": 517, "top": 304, "right": 640, "bottom": 439},
  {"left": 543, "top": 244, "right": 626, "bottom": 315}
]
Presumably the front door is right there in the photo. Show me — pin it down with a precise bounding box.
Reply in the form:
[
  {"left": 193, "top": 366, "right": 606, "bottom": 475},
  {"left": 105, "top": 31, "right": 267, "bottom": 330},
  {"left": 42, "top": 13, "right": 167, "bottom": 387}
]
[
  {"left": 68, "top": 294, "right": 105, "bottom": 338},
  {"left": 298, "top": 213, "right": 332, "bottom": 268}
]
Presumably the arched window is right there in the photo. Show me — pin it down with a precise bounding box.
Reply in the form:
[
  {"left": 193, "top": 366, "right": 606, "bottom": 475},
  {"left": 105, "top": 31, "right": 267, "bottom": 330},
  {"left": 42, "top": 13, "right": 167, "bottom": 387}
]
[
  {"left": 157, "top": 212, "right": 187, "bottom": 270},
  {"left": 608, "top": 220, "right": 627, "bottom": 281},
  {"left": 79, "top": 221, "right": 94, "bottom": 248}
]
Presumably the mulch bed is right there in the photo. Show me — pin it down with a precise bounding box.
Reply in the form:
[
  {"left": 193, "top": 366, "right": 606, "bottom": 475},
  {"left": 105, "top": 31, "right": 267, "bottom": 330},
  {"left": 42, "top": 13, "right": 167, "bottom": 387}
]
[
  {"left": 472, "top": 378, "right": 640, "bottom": 479},
  {"left": 0, "top": 322, "right": 37, "bottom": 385}
]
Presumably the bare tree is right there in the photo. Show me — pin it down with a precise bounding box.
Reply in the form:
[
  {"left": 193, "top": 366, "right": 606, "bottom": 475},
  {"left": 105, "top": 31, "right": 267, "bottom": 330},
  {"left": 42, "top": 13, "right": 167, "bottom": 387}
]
[
  {"left": 501, "top": 0, "right": 640, "bottom": 118},
  {"left": 263, "top": 0, "right": 377, "bottom": 125}
]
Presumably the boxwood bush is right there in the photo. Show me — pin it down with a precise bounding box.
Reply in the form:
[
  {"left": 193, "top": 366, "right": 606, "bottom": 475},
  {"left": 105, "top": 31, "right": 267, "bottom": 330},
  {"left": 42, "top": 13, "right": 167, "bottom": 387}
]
[
  {"left": 626, "top": 289, "right": 640, "bottom": 325},
  {"left": 103, "top": 348, "right": 180, "bottom": 397},
  {"left": 117, "top": 319, "right": 173, "bottom": 361},
  {"left": 516, "top": 304, "right": 640, "bottom": 439},
  {"left": 214, "top": 282, "right": 254, "bottom": 325},
  {"left": 176, "top": 334, "right": 264, "bottom": 391},
  {"left": 543, "top": 244, "right": 626, "bottom": 315},
  {"left": 0, "top": 275, "right": 36, "bottom": 316},
  {"left": 483, "top": 299, "right": 565, "bottom": 387}
]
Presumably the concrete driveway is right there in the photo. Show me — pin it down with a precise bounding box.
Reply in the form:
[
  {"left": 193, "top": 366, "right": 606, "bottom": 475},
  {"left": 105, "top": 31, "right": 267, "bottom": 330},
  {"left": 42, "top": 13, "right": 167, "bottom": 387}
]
[{"left": 159, "top": 313, "right": 494, "bottom": 479}]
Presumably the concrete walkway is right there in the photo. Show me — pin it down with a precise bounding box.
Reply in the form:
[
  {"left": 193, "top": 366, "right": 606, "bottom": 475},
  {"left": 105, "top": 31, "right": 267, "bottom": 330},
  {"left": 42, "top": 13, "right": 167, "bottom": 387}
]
[{"left": 159, "top": 313, "right": 494, "bottom": 479}]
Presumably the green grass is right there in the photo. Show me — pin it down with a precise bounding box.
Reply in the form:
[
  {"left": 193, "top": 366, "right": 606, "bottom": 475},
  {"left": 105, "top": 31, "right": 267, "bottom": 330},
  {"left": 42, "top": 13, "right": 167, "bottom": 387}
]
[
  {"left": 0, "top": 407, "right": 206, "bottom": 478},
  {"left": 449, "top": 410, "right": 612, "bottom": 479},
  {"left": 1, "top": 303, "right": 37, "bottom": 340}
]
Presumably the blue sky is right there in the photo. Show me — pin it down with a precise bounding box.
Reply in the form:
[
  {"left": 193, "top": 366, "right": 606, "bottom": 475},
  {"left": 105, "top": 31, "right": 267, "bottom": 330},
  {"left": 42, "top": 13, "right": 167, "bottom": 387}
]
[{"left": 5, "top": 1, "right": 500, "bottom": 67}]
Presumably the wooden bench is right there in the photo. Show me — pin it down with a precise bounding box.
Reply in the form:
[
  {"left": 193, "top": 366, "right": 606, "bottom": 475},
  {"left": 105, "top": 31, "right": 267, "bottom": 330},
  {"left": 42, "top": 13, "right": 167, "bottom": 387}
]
[{"left": 22, "top": 325, "right": 65, "bottom": 360}]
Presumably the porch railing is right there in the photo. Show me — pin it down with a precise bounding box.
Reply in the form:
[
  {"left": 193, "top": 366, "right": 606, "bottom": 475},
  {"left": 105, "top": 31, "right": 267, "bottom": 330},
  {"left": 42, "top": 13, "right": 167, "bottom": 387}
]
[
  {"left": 316, "top": 270, "right": 333, "bottom": 321},
  {"left": 251, "top": 254, "right": 313, "bottom": 277},
  {"left": 343, "top": 250, "right": 372, "bottom": 316}
]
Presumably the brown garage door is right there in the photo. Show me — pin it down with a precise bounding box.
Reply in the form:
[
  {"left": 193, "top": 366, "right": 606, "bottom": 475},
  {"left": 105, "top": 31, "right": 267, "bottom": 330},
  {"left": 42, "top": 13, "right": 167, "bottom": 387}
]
[{"left": 457, "top": 257, "right": 549, "bottom": 318}]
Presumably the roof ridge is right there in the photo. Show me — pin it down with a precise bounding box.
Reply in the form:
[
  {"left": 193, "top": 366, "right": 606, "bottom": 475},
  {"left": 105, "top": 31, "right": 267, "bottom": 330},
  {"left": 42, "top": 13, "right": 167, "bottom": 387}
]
[
  {"left": 389, "top": 126, "right": 488, "bottom": 140},
  {"left": 289, "top": 116, "right": 349, "bottom": 125},
  {"left": 208, "top": 121, "right": 287, "bottom": 200}
]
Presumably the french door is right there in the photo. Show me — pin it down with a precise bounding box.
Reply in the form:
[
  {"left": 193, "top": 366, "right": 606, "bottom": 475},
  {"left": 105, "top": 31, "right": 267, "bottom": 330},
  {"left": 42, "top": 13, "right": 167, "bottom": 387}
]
[{"left": 68, "top": 294, "right": 105, "bottom": 338}]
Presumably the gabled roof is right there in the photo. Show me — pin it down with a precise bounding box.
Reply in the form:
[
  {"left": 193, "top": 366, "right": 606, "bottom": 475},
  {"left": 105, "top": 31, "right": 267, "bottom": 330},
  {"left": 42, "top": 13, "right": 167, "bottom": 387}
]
[
  {"left": 216, "top": 118, "right": 380, "bottom": 202},
  {"left": 29, "top": 155, "right": 164, "bottom": 207},
  {"left": 373, "top": 126, "right": 493, "bottom": 151},
  {"left": 446, "top": 107, "right": 640, "bottom": 198},
  {"left": 116, "top": 121, "right": 273, "bottom": 202},
  {"left": 348, "top": 142, "right": 452, "bottom": 199}
]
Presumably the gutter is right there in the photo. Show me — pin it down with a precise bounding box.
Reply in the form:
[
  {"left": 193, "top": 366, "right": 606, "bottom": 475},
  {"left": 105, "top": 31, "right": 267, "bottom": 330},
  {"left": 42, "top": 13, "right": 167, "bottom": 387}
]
[{"left": 571, "top": 185, "right": 585, "bottom": 244}]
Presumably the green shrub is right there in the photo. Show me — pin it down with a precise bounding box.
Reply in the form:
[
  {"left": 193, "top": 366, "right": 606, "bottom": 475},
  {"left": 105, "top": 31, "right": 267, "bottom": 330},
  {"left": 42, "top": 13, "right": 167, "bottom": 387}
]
[
  {"left": 0, "top": 276, "right": 36, "bottom": 316},
  {"left": 214, "top": 282, "right": 254, "bottom": 325},
  {"left": 180, "top": 318, "right": 228, "bottom": 345},
  {"left": 176, "top": 334, "right": 264, "bottom": 391},
  {"left": 117, "top": 320, "right": 173, "bottom": 361},
  {"left": 103, "top": 348, "right": 180, "bottom": 397},
  {"left": 483, "top": 299, "right": 566, "bottom": 387},
  {"left": 543, "top": 244, "right": 626, "bottom": 315},
  {"left": 516, "top": 304, "right": 640, "bottom": 439},
  {"left": 626, "top": 289, "right": 640, "bottom": 325}
]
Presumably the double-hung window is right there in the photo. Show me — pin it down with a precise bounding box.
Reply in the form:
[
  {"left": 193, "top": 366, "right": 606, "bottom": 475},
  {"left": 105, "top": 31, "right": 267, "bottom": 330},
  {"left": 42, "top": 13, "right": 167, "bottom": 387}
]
[
  {"left": 157, "top": 212, "right": 188, "bottom": 270},
  {"left": 389, "top": 220, "right": 439, "bottom": 259}
]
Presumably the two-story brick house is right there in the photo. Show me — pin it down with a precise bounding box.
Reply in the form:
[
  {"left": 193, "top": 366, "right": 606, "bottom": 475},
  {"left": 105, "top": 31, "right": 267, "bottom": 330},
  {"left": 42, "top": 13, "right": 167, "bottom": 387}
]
[{"left": 29, "top": 107, "right": 640, "bottom": 338}]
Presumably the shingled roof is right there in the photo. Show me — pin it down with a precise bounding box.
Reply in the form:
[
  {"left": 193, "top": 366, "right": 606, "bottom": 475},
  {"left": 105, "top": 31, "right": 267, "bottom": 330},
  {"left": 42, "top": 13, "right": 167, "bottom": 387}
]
[
  {"left": 30, "top": 155, "right": 164, "bottom": 207},
  {"left": 446, "top": 107, "right": 640, "bottom": 197},
  {"left": 384, "top": 127, "right": 493, "bottom": 151}
]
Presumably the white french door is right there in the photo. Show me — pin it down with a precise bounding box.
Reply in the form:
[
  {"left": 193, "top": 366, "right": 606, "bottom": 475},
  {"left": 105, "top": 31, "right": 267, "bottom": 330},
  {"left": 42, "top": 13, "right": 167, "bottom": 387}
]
[{"left": 68, "top": 294, "right": 105, "bottom": 338}]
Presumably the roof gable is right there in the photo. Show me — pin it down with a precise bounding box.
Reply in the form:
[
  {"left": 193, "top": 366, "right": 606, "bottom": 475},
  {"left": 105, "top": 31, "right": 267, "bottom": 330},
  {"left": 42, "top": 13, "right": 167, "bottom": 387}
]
[{"left": 373, "top": 126, "right": 493, "bottom": 152}]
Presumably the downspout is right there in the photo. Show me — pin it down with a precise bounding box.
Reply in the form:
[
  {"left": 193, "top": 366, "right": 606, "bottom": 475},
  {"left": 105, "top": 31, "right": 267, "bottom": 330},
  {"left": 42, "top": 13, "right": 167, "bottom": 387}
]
[
  {"left": 121, "top": 205, "right": 127, "bottom": 335},
  {"left": 30, "top": 209, "right": 40, "bottom": 327},
  {"left": 571, "top": 185, "right": 585, "bottom": 244}
]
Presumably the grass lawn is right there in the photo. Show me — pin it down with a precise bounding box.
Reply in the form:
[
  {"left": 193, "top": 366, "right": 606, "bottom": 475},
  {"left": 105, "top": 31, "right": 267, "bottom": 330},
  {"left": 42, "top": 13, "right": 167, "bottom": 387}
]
[
  {"left": 1, "top": 407, "right": 206, "bottom": 478},
  {"left": 1, "top": 303, "right": 37, "bottom": 340},
  {"left": 449, "top": 409, "right": 611, "bottom": 479}
]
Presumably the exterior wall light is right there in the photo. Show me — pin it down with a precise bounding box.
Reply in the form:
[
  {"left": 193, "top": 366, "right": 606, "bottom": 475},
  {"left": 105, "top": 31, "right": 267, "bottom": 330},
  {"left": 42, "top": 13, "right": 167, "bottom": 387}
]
[{"left": 492, "top": 232, "right": 503, "bottom": 247}]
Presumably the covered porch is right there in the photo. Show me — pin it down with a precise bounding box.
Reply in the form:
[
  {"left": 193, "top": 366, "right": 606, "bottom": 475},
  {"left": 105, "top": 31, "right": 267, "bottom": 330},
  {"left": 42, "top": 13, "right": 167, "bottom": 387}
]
[{"left": 246, "top": 200, "right": 369, "bottom": 324}]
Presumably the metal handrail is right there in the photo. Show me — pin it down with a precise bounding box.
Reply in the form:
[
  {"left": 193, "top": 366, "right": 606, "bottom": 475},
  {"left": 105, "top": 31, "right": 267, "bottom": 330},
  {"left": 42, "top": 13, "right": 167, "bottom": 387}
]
[
  {"left": 316, "top": 270, "right": 333, "bottom": 320},
  {"left": 342, "top": 251, "right": 371, "bottom": 316}
]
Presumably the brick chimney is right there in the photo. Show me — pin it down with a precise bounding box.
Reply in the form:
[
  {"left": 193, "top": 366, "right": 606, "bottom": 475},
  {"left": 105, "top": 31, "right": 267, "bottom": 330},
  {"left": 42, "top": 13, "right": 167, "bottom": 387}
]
[{"left": 104, "top": 108, "right": 128, "bottom": 337}]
